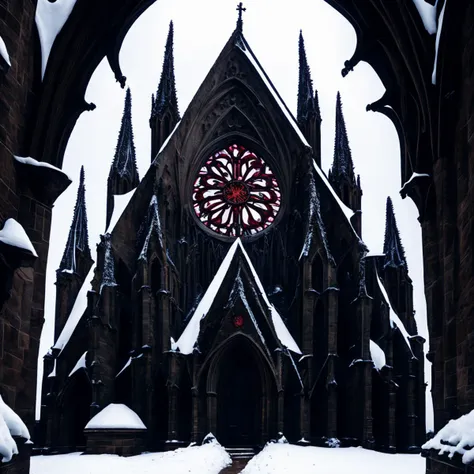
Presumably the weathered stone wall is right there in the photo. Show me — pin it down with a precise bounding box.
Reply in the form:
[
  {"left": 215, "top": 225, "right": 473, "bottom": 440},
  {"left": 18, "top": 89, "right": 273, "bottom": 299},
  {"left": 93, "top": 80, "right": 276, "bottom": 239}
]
[{"left": 85, "top": 430, "right": 146, "bottom": 457}]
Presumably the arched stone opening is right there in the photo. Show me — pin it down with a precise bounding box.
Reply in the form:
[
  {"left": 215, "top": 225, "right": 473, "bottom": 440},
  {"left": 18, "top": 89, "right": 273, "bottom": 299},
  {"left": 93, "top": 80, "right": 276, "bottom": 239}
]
[{"left": 205, "top": 334, "right": 277, "bottom": 447}]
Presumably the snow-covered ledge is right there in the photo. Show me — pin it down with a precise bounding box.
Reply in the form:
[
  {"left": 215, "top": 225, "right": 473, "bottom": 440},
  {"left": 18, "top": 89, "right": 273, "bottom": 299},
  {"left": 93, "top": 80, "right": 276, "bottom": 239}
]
[
  {"left": 84, "top": 404, "right": 147, "bottom": 457},
  {"left": 0, "top": 219, "right": 38, "bottom": 258},
  {"left": 0, "top": 35, "right": 11, "bottom": 72}
]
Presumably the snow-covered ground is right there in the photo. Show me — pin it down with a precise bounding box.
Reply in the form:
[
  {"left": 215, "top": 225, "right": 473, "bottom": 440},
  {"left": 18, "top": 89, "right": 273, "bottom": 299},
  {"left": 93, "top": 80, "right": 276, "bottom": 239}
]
[
  {"left": 31, "top": 442, "right": 231, "bottom": 474},
  {"left": 242, "top": 444, "right": 425, "bottom": 474}
]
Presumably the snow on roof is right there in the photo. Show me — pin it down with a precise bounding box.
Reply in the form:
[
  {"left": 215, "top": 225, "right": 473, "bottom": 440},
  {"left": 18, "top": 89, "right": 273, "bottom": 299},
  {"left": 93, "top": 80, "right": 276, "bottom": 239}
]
[
  {"left": 432, "top": 0, "right": 446, "bottom": 85},
  {"left": 157, "top": 120, "right": 181, "bottom": 157},
  {"left": 236, "top": 36, "right": 310, "bottom": 147},
  {"left": 0, "top": 218, "right": 38, "bottom": 257},
  {"left": 174, "top": 239, "right": 301, "bottom": 355},
  {"left": 35, "top": 0, "right": 78, "bottom": 79},
  {"left": 84, "top": 403, "right": 146, "bottom": 430},
  {"left": 68, "top": 351, "right": 87, "bottom": 377},
  {"left": 366, "top": 251, "right": 385, "bottom": 258},
  {"left": 174, "top": 239, "right": 240, "bottom": 354},
  {"left": 106, "top": 188, "right": 136, "bottom": 234},
  {"left": 423, "top": 409, "right": 474, "bottom": 464},
  {"left": 14, "top": 155, "right": 71, "bottom": 179},
  {"left": 370, "top": 340, "right": 386, "bottom": 371},
  {"left": 47, "top": 359, "right": 56, "bottom": 378},
  {"left": 0, "top": 36, "right": 11, "bottom": 67},
  {"left": 0, "top": 396, "right": 30, "bottom": 440},
  {"left": 411, "top": 0, "right": 437, "bottom": 35},
  {"left": 375, "top": 269, "right": 414, "bottom": 355},
  {"left": 53, "top": 265, "right": 95, "bottom": 353},
  {"left": 116, "top": 357, "right": 131, "bottom": 378}
]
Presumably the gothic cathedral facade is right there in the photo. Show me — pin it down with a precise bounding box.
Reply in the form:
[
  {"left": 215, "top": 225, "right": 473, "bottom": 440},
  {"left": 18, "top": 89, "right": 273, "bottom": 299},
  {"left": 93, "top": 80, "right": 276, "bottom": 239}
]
[{"left": 40, "top": 18, "right": 425, "bottom": 453}]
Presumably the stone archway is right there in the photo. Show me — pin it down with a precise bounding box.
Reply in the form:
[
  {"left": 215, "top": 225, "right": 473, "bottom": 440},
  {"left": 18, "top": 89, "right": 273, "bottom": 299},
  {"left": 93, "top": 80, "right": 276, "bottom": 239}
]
[{"left": 206, "top": 335, "right": 276, "bottom": 447}]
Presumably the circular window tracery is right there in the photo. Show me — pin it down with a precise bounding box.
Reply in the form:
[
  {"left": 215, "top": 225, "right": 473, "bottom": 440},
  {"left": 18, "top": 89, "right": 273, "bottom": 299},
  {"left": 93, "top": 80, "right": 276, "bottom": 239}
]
[{"left": 192, "top": 144, "right": 281, "bottom": 237}]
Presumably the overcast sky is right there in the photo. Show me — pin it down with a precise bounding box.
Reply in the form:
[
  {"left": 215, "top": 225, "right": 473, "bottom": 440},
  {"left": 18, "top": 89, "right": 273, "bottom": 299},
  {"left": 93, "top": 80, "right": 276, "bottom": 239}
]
[{"left": 36, "top": 0, "right": 432, "bottom": 429}]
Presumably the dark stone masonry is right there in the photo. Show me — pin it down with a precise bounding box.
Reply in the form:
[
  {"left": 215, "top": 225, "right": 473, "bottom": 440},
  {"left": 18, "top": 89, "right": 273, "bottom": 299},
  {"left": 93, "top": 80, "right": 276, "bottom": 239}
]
[{"left": 0, "top": 1, "right": 472, "bottom": 474}]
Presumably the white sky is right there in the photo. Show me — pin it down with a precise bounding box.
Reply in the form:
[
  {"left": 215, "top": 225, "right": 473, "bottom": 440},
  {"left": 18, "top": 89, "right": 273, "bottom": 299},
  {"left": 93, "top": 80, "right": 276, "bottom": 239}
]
[{"left": 36, "top": 0, "right": 433, "bottom": 429}]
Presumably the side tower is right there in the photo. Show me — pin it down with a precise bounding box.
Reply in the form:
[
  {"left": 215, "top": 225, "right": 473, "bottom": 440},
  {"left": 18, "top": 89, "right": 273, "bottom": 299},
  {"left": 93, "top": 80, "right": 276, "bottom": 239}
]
[
  {"left": 106, "top": 88, "right": 140, "bottom": 230},
  {"left": 297, "top": 31, "right": 322, "bottom": 166},
  {"left": 328, "top": 92, "right": 362, "bottom": 234},
  {"left": 55, "top": 166, "right": 93, "bottom": 341},
  {"left": 150, "top": 21, "right": 180, "bottom": 160}
]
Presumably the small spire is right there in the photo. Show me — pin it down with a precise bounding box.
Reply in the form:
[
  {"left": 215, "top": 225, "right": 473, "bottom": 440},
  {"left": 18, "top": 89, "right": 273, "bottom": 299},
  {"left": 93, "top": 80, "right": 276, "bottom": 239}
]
[
  {"left": 236, "top": 2, "right": 246, "bottom": 32},
  {"left": 109, "top": 88, "right": 140, "bottom": 185},
  {"left": 330, "top": 92, "right": 355, "bottom": 182},
  {"left": 58, "top": 166, "right": 91, "bottom": 272},
  {"left": 383, "top": 197, "right": 407, "bottom": 269},
  {"left": 151, "top": 21, "right": 180, "bottom": 122},
  {"left": 100, "top": 234, "right": 117, "bottom": 292},
  {"left": 297, "top": 30, "right": 320, "bottom": 125}
]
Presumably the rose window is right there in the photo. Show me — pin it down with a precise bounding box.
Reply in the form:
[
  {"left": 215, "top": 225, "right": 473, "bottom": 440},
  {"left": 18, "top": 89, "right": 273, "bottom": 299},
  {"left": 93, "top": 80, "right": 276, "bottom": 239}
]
[{"left": 192, "top": 144, "right": 281, "bottom": 237}]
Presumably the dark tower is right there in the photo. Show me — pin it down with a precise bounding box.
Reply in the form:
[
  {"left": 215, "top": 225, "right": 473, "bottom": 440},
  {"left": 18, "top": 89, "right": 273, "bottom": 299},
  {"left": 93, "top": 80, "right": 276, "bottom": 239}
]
[
  {"left": 328, "top": 92, "right": 362, "bottom": 234},
  {"left": 106, "top": 88, "right": 140, "bottom": 230},
  {"left": 55, "top": 166, "right": 93, "bottom": 340},
  {"left": 297, "top": 30, "right": 322, "bottom": 167},
  {"left": 150, "top": 21, "right": 180, "bottom": 160}
]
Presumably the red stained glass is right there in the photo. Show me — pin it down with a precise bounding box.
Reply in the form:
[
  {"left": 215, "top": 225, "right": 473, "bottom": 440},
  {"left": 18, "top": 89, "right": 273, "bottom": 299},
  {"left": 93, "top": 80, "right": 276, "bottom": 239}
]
[
  {"left": 192, "top": 144, "right": 281, "bottom": 237},
  {"left": 233, "top": 315, "right": 244, "bottom": 328}
]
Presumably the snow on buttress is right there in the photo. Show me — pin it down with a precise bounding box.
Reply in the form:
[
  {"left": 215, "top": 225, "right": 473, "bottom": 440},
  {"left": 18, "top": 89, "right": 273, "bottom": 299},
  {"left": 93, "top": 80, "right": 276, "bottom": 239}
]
[
  {"left": 156, "top": 120, "right": 181, "bottom": 158},
  {"left": 84, "top": 403, "right": 146, "bottom": 430},
  {"left": 106, "top": 188, "right": 136, "bottom": 234},
  {"left": 375, "top": 269, "right": 414, "bottom": 355},
  {"left": 53, "top": 265, "right": 95, "bottom": 353},
  {"left": 68, "top": 351, "right": 87, "bottom": 377},
  {"left": 0, "top": 395, "right": 30, "bottom": 463},
  {"left": 432, "top": 0, "right": 447, "bottom": 85},
  {"left": 400, "top": 172, "right": 430, "bottom": 193},
  {"left": 174, "top": 239, "right": 301, "bottom": 355},
  {"left": 411, "top": 0, "right": 437, "bottom": 34},
  {"left": 0, "top": 218, "right": 38, "bottom": 257},
  {"left": 14, "top": 155, "right": 71, "bottom": 179},
  {"left": 47, "top": 359, "right": 56, "bottom": 378},
  {"left": 0, "top": 36, "right": 11, "bottom": 67},
  {"left": 35, "top": 0, "right": 78, "bottom": 79},
  {"left": 116, "top": 357, "right": 131, "bottom": 378},
  {"left": 423, "top": 409, "right": 474, "bottom": 464},
  {"left": 370, "top": 340, "right": 386, "bottom": 371}
]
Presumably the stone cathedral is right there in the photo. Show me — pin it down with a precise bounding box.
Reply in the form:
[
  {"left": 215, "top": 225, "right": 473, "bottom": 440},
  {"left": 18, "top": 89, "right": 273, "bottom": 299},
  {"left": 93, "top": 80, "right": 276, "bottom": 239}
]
[{"left": 39, "top": 16, "right": 425, "bottom": 455}]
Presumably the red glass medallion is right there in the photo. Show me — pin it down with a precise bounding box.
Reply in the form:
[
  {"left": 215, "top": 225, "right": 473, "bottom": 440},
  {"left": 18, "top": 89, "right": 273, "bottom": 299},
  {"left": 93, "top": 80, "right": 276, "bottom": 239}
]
[
  {"left": 233, "top": 315, "right": 244, "bottom": 328},
  {"left": 192, "top": 144, "right": 281, "bottom": 237}
]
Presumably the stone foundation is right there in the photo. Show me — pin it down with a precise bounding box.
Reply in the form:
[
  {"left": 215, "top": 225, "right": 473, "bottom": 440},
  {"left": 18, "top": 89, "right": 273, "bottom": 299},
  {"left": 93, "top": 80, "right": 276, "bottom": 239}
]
[{"left": 84, "top": 429, "right": 146, "bottom": 457}]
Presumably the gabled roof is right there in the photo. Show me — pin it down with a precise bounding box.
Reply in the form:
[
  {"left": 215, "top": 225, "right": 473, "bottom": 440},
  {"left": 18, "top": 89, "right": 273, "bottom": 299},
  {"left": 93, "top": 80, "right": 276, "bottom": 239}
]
[
  {"left": 383, "top": 196, "right": 407, "bottom": 269},
  {"left": 109, "top": 88, "right": 140, "bottom": 186},
  {"left": 173, "top": 238, "right": 301, "bottom": 355},
  {"left": 58, "top": 166, "right": 91, "bottom": 272}
]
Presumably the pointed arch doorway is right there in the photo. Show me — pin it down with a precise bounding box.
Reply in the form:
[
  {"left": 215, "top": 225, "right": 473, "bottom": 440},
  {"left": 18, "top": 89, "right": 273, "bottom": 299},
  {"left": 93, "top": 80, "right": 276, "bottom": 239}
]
[{"left": 208, "top": 335, "right": 275, "bottom": 447}]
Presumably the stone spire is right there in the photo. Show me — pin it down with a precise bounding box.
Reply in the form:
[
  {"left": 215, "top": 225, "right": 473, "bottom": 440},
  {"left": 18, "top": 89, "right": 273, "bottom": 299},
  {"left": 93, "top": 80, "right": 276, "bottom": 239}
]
[
  {"left": 330, "top": 92, "right": 355, "bottom": 183},
  {"left": 106, "top": 88, "right": 140, "bottom": 230},
  {"left": 383, "top": 197, "right": 407, "bottom": 269},
  {"left": 297, "top": 30, "right": 320, "bottom": 126},
  {"left": 109, "top": 88, "right": 140, "bottom": 185},
  {"left": 100, "top": 233, "right": 117, "bottom": 293},
  {"left": 150, "top": 21, "right": 180, "bottom": 159},
  {"left": 296, "top": 30, "right": 322, "bottom": 166},
  {"left": 58, "top": 166, "right": 91, "bottom": 273}
]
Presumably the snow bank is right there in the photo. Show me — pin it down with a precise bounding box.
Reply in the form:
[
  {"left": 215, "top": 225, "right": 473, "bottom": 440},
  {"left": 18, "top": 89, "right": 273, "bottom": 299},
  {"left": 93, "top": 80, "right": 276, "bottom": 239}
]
[
  {"left": 0, "top": 218, "right": 38, "bottom": 257},
  {"left": 370, "top": 340, "right": 386, "bottom": 370},
  {"left": 412, "top": 0, "right": 437, "bottom": 34},
  {"left": 0, "top": 36, "right": 11, "bottom": 67},
  {"left": 68, "top": 351, "right": 87, "bottom": 377},
  {"left": 106, "top": 189, "right": 136, "bottom": 234},
  {"left": 14, "top": 155, "right": 70, "bottom": 179},
  {"left": 242, "top": 443, "right": 424, "bottom": 474},
  {"left": 0, "top": 396, "right": 30, "bottom": 463},
  {"left": 53, "top": 265, "right": 94, "bottom": 353},
  {"left": 423, "top": 409, "right": 474, "bottom": 464},
  {"left": 32, "top": 441, "right": 231, "bottom": 474},
  {"left": 35, "top": 0, "right": 78, "bottom": 79},
  {"left": 85, "top": 404, "right": 146, "bottom": 430}
]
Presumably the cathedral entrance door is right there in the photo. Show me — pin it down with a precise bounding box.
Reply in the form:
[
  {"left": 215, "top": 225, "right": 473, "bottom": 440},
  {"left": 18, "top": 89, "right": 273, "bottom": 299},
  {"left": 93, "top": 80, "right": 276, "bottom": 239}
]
[{"left": 216, "top": 340, "right": 262, "bottom": 447}]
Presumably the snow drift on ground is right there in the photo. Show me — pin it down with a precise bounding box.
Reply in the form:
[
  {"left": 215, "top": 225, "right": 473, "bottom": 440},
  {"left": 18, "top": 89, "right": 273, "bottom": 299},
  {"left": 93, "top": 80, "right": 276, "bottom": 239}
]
[
  {"left": 241, "top": 443, "right": 424, "bottom": 474},
  {"left": 423, "top": 408, "right": 474, "bottom": 464},
  {"left": 85, "top": 404, "right": 146, "bottom": 430},
  {"left": 31, "top": 441, "right": 231, "bottom": 474}
]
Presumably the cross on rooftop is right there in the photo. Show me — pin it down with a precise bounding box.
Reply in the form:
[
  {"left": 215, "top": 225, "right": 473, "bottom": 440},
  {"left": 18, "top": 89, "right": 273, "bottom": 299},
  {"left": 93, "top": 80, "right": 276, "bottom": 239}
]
[{"left": 236, "top": 2, "right": 246, "bottom": 31}]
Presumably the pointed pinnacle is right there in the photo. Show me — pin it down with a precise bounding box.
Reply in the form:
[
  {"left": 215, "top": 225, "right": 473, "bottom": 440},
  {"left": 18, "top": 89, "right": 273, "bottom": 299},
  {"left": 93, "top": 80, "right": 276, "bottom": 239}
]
[
  {"left": 383, "top": 197, "right": 407, "bottom": 268},
  {"left": 236, "top": 2, "right": 246, "bottom": 32}
]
